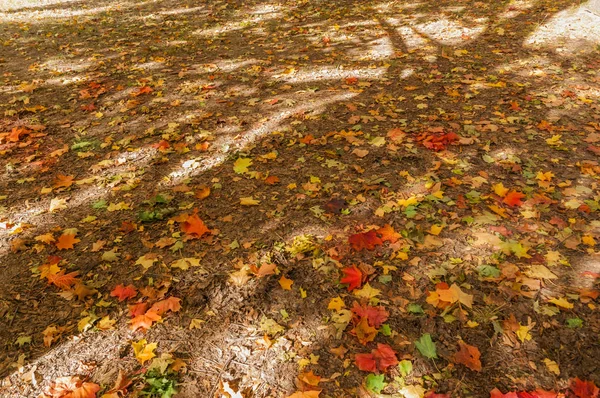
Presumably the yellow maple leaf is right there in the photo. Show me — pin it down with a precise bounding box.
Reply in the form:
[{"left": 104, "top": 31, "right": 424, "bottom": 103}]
[
  {"left": 549, "top": 297, "right": 573, "bottom": 309},
  {"left": 353, "top": 283, "right": 381, "bottom": 300},
  {"left": 233, "top": 158, "right": 252, "bottom": 174},
  {"left": 429, "top": 224, "right": 443, "bottom": 236},
  {"left": 543, "top": 358, "right": 560, "bottom": 375},
  {"left": 582, "top": 235, "right": 596, "bottom": 247},
  {"left": 327, "top": 297, "right": 345, "bottom": 312},
  {"left": 492, "top": 182, "right": 509, "bottom": 197},
  {"left": 240, "top": 197, "right": 260, "bottom": 206},
  {"left": 516, "top": 324, "right": 533, "bottom": 342},
  {"left": 132, "top": 339, "right": 157, "bottom": 364},
  {"left": 135, "top": 254, "right": 158, "bottom": 270}
]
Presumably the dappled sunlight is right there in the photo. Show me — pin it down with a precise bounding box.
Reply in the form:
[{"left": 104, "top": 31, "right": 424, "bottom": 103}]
[
  {"left": 275, "top": 65, "right": 388, "bottom": 84},
  {"left": 525, "top": 1, "right": 600, "bottom": 54},
  {"left": 1, "top": 0, "right": 600, "bottom": 396},
  {"left": 413, "top": 16, "right": 487, "bottom": 46},
  {"left": 0, "top": 0, "right": 79, "bottom": 12}
]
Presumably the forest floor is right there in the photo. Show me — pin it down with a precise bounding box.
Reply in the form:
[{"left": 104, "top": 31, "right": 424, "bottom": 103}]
[{"left": 0, "top": 0, "right": 600, "bottom": 397}]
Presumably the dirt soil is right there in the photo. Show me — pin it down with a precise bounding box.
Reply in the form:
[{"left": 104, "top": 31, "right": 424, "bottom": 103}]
[{"left": 0, "top": 0, "right": 600, "bottom": 397}]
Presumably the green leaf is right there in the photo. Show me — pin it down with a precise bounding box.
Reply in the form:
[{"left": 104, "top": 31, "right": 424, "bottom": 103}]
[
  {"left": 407, "top": 303, "right": 424, "bottom": 314},
  {"left": 566, "top": 318, "right": 583, "bottom": 328},
  {"left": 398, "top": 359, "right": 412, "bottom": 377},
  {"left": 414, "top": 333, "right": 437, "bottom": 359},
  {"left": 380, "top": 324, "right": 392, "bottom": 336},
  {"left": 478, "top": 264, "right": 500, "bottom": 278},
  {"left": 92, "top": 199, "right": 107, "bottom": 209},
  {"left": 365, "top": 373, "right": 386, "bottom": 394}
]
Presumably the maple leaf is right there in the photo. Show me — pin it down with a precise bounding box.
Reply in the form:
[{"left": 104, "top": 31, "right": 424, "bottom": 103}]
[
  {"left": 279, "top": 275, "right": 294, "bottom": 290},
  {"left": 351, "top": 317, "right": 378, "bottom": 345},
  {"left": 56, "top": 233, "right": 80, "bottom": 250},
  {"left": 133, "top": 85, "right": 153, "bottom": 96},
  {"left": 149, "top": 296, "right": 182, "bottom": 315},
  {"left": 130, "top": 310, "right": 162, "bottom": 331},
  {"left": 503, "top": 191, "right": 526, "bottom": 207},
  {"left": 340, "top": 266, "right": 363, "bottom": 291},
  {"left": 132, "top": 339, "right": 157, "bottom": 364},
  {"left": 355, "top": 343, "right": 398, "bottom": 372},
  {"left": 53, "top": 174, "right": 74, "bottom": 189},
  {"left": 377, "top": 224, "right": 401, "bottom": 243},
  {"left": 355, "top": 352, "right": 377, "bottom": 372},
  {"left": 570, "top": 378, "right": 599, "bottom": 398},
  {"left": 351, "top": 302, "right": 389, "bottom": 328},
  {"left": 452, "top": 341, "right": 482, "bottom": 371},
  {"left": 181, "top": 212, "right": 210, "bottom": 238},
  {"left": 46, "top": 376, "right": 100, "bottom": 398},
  {"left": 425, "top": 393, "right": 451, "bottom": 398},
  {"left": 298, "top": 371, "right": 321, "bottom": 387},
  {"left": 47, "top": 271, "right": 80, "bottom": 290},
  {"left": 287, "top": 391, "right": 321, "bottom": 398},
  {"left": 348, "top": 230, "right": 383, "bottom": 251},
  {"left": 110, "top": 284, "right": 137, "bottom": 302},
  {"left": 128, "top": 302, "right": 148, "bottom": 317}
]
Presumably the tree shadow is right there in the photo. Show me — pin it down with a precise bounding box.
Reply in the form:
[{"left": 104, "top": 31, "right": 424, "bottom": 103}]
[{"left": 0, "top": 0, "right": 599, "bottom": 396}]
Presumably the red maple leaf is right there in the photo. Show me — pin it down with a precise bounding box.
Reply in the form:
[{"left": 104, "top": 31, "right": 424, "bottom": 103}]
[
  {"left": 490, "top": 389, "right": 557, "bottom": 398},
  {"left": 425, "top": 392, "right": 451, "bottom": 398},
  {"left": 355, "top": 343, "right": 398, "bottom": 372},
  {"left": 128, "top": 302, "right": 148, "bottom": 317},
  {"left": 571, "top": 378, "right": 599, "bottom": 398},
  {"left": 348, "top": 230, "right": 383, "bottom": 251},
  {"left": 503, "top": 191, "right": 526, "bottom": 207},
  {"left": 340, "top": 266, "right": 363, "bottom": 291},
  {"left": 355, "top": 353, "right": 377, "bottom": 372},
  {"left": 110, "top": 284, "right": 137, "bottom": 302},
  {"left": 351, "top": 301, "right": 389, "bottom": 328}
]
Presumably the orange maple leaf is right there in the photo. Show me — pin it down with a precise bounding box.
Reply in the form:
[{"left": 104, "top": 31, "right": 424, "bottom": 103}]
[
  {"left": 53, "top": 174, "right": 74, "bottom": 189},
  {"left": 351, "top": 317, "right": 378, "bottom": 345},
  {"left": 46, "top": 270, "right": 79, "bottom": 290},
  {"left": 56, "top": 233, "right": 80, "bottom": 250},
  {"left": 181, "top": 213, "right": 210, "bottom": 238},
  {"left": 377, "top": 224, "right": 401, "bottom": 243},
  {"left": 7, "top": 127, "right": 29, "bottom": 142},
  {"left": 452, "top": 341, "right": 482, "bottom": 372},
  {"left": 130, "top": 310, "right": 162, "bottom": 331},
  {"left": 149, "top": 296, "right": 181, "bottom": 315},
  {"left": 502, "top": 191, "right": 526, "bottom": 207}
]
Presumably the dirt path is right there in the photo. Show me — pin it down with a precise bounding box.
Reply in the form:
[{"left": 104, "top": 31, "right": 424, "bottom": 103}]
[{"left": 0, "top": 0, "right": 599, "bottom": 397}]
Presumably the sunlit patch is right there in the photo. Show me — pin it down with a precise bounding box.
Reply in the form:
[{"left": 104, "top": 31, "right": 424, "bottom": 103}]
[
  {"left": 363, "top": 37, "right": 394, "bottom": 60},
  {"left": 0, "top": 0, "right": 78, "bottom": 12},
  {"left": 158, "top": 6, "right": 206, "bottom": 16},
  {"left": 275, "top": 66, "right": 387, "bottom": 83},
  {"left": 525, "top": 2, "right": 600, "bottom": 54},
  {"left": 0, "top": 0, "right": 159, "bottom": 22},
  {"left": 247, "top": 4, "right": 283, "bottom": 15},
  {"left": 395, "top": 25, "right": 430, "bottom": 50},
  {"left": 132, "top": 61, "right": 165, "bottom": 71},
  {"left": 40, "top": 58, "right": 92, "bottom": 74},
  {"left": 163, "top": 92, "right": 358, "bottom": 186},
  {"left": 413, "top": 16, "right": 487, "bottom": 45},
  {"left": 193, "top": 11, "right": 283, "bottom": 38}
]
